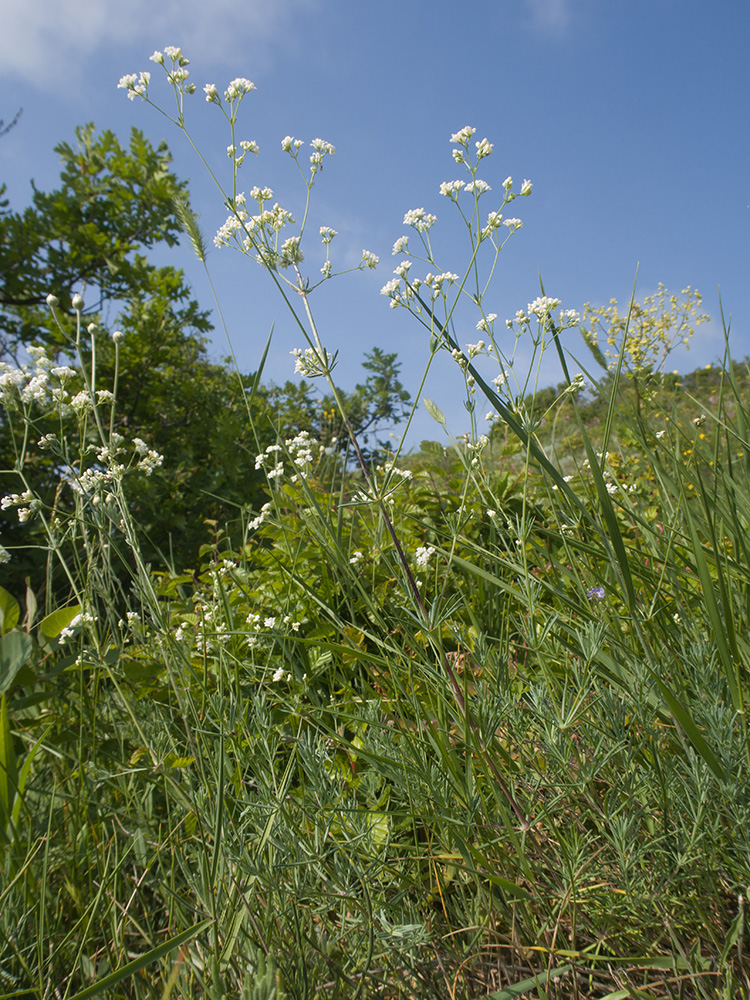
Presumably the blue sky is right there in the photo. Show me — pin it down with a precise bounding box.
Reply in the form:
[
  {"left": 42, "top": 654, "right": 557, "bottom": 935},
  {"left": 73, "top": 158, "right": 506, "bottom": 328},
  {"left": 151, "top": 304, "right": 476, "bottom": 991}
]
[{"left": 1, "top": 0, "right": 747, "bottom": 446}]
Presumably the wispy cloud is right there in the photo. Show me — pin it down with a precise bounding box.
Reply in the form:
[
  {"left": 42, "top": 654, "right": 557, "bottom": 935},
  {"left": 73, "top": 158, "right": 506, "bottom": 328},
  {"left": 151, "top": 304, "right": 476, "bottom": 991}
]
[
  {"left": 523, "top": 0, "right": 572, "bottom": 32},
  {"left": 0, "top": 0, "right": 316, "bottom": 88}
]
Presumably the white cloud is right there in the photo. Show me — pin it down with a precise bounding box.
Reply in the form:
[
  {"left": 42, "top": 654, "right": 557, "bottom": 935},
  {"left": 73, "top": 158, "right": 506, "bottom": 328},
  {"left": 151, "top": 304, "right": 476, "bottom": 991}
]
[
  {"left": 524, "top": 0, "right": 571, "bottom": 32},
  {"left": 0, "top": 0, "right": 316, "bottom": 88}
]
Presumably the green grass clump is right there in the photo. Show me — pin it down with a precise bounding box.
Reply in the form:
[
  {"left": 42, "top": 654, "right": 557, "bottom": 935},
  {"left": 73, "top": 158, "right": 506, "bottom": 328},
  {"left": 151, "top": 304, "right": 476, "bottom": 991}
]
[{"left": 2, "top": 344, "right": 750, "bottom": 999}]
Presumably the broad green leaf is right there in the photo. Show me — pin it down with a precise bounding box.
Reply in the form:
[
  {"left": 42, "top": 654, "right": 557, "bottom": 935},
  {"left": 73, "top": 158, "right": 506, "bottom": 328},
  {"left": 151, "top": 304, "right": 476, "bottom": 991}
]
[
  {"left": 39, "top": 604, "right": 81, "bottom": 640},
  {"left": 0, "top": 587, "right": 20, "bottom": 635},
  {"left": 0, "top": 631, "right": 34, "bottom": 696}
]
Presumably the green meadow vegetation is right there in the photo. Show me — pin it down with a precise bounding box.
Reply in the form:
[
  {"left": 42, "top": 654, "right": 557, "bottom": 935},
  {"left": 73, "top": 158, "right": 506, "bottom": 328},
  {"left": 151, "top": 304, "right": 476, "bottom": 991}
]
[{"left": 1, "top": 48, "right": 749, "bottom": 999}]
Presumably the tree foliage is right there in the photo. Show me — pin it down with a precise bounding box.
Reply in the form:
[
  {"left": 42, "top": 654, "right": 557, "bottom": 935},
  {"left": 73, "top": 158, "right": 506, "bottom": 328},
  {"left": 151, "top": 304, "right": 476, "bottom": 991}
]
[{"left": 0, "top": 125, "right": 412, "bottom": 598}]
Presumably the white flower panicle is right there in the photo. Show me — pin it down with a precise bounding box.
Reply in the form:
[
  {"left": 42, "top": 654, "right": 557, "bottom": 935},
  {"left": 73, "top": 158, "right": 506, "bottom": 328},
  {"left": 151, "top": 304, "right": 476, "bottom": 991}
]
[
  {"left": 423, "top": 271, "right": 458, "bottom": 299},
  {"left": 403, "top": 208, "right": 437, "bottom": 232},
  {"left": 464, "top": 179, "right": 491, "bottom": 195},
  {"left": 475, "top": 137, "right": 493, "bottom": 158},
  {"left": 281, "top": 136, "right": 305, "bottom": 153},
  {"left": 225, "top": 78, "right": 256, "bottom": 101},
  {"left": 450, "top": 126, "right": 476, "bottom": 146},
  {"left": 279, "top": 235, "right": 304, "bottom": 267},
  {"left": 254, "top": 430, "right": 326, "bottom": 485},
  {"left": 392, "top": 236, "right": 409, "bottom": 255},
  {"left": 290, "top": 346, "right": 335, "bottom": 379},
  {"left": 309, "top": 138, "right": 335, "bottom": 175},
  {"left": 118, "top": 72, "right": 151, "bottom": 101},
  {"left": 439, "top": 180, "right": 465, "bottom": 198},
  {"left": 415, "top": 545, "right": 436, "bottom": 569},
  {"left": 528, "top": 296, "right": 562, "bottom": 319}
]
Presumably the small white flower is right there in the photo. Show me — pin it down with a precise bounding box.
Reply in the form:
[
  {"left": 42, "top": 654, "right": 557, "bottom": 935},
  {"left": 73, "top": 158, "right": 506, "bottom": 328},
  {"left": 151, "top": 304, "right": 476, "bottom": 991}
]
[
  {"left": 450, "top": 126, "right": 476, "bottom": 145},
  {"left": 528, "top": 296, "right": 561, "bottom": 319},
  {"left": 476, "top": 314, "right": 497, "bottom": 332},
  {"left": 360, "top": 249, "right": 380, "bottom": 269},
  {"left": 225, "top": 78, "right": 256, "bottom": 101},
  {"left": 403, "top": 208, "right": 437, "bottom": 231},
  {"left": 520, "top": 178, "right": 533, "bottom": 196},
  {"left": 439, "top": 179, "right": 465, "bottom": 198},
  {"left": 475, "top": 137, "right": 493, "bottom": 158},
  {"left": 392, "top": 235, "right": 409, "bottom": 255},
  {"left": 415, "top": 545, "right": 435, "bottom": 568},
  {"left": 464, "top": 179, "right": 491, "bottom": 195}
]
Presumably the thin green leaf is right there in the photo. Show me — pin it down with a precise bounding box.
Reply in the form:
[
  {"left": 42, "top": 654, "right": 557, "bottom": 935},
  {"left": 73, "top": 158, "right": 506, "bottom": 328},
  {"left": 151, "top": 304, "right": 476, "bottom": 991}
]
[{"left": 66, "top": 919, "right": 213, "bottom": 1000}]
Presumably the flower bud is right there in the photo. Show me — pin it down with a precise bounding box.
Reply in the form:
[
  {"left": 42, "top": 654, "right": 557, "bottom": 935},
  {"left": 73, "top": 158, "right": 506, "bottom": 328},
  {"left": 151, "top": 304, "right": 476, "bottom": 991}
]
[
  {"left": 72, "top": 293, "right": 85, "bottom": 311},
  {"left": 112, "top": 331, "right": 124, "bottom": 344},
  {"left": 46, "top": 293, "right": 59, "bottom": 308}
]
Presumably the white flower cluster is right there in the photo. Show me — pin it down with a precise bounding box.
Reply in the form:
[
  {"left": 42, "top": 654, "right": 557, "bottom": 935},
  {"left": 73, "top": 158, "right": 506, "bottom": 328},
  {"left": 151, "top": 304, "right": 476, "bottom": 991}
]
[
  {"left": 119, "top": 47, "right": 196, "bottom": 102},
  {"left": 59, "top": 611, "right": 97, "bottom": 642},
  {"left": 415, "top": 545, "right": 436, "bottom": 569},
  {"left": 254, "top": 430, "right": 326, "bottom": 485},
  {"left": 475, "top": 314, "right": 497, "bottom": 333},
  {"left": 248, "top": 501, "right": 272, "bottom": 531},
  {"left": 464, "top": 339, "right": 488, "bottom": 359},
  {"left": 1, "top": 490, "right": 41, "bottom": 524},
  {"left": 309, "top": 137, "right": 336, "bottom": 175},
  {"left": 403, "top": 208, "right": 437, "bottom": 232},
  {"left": 424, "top": 271, "right": 458, "bottom": 299},
  {"left": 505, "top": 298, "right": 581, "bottom": 332},
  {"left": 202, "top": 75, "right": 256, "bottom": 106},
  {"left": 213, "top": 192, "right": 298, "bottom": 269},
  {"left": 290, "top": 346, "right": 336, "bottom": 378},
  {"left": 243, "top": 611, "right": 302, "bottom": 655},
  {"left": 132, "top": 437, "right": 164, "bottom": 475},
  {"left": 118, "top": 71, "right": 151, "bottom": 101},
  {"left": 0, "top": 347, "right": 73, "bottom": 411}
]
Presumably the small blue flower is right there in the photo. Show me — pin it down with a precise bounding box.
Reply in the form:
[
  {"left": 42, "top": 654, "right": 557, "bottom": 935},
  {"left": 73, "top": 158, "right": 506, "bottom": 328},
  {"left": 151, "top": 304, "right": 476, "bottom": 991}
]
[{"left": 587, "top": 586, "right": 605, "bottom": 600}]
